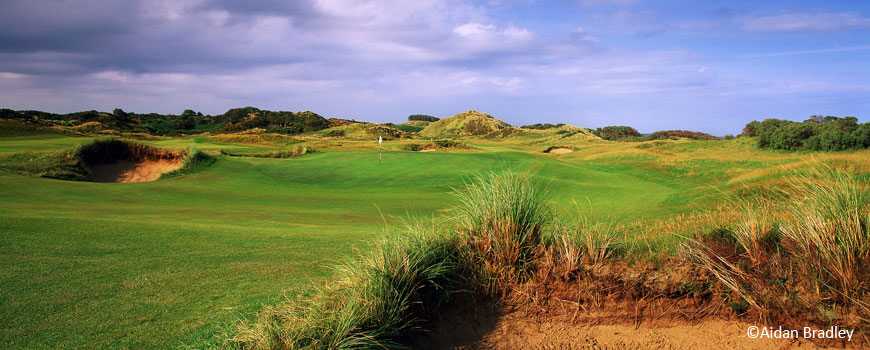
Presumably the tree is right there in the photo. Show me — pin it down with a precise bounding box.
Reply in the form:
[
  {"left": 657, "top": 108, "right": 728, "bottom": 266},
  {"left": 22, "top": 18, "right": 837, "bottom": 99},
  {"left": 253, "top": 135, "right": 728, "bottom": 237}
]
[{"left": 113, "top": 108, "right": 128, "bottom": 118}]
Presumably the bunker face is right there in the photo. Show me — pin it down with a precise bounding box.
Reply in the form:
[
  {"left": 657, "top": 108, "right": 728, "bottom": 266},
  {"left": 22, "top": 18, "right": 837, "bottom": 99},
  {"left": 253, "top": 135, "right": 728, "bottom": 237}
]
[
  {"left": 88, "top": 159, "right": 182, "bottom": 183},
  {"left": 546, "top": 147, "right": 574, "bottom": 154},
  {"left": 77, "top": 140, "right": 185, "bottom": 183}
]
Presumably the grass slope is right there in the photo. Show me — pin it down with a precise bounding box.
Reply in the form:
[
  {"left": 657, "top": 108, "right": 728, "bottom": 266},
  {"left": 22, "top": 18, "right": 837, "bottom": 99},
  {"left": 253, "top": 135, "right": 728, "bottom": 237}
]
[
  {"left": 2, "top": 134, "right": 870, "bottom": 348},
  {"left": 419, "top": 111, "right": 518, "bottom": 138}
]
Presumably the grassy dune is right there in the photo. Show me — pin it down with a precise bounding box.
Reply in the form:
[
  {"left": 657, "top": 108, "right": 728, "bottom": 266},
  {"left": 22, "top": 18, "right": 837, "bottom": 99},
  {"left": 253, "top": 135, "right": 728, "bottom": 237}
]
[{"left": 1, "top": 133, "right": 869, "bottom": 348}]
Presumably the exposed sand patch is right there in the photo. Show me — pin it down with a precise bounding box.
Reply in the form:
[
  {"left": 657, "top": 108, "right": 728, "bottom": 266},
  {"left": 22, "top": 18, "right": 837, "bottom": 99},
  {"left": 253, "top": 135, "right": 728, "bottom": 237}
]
[
  {"left": 546, "top": 147, "right": 574, "bottom": 154},
  {"left": 416, "top": 306, "right": 832, "bottom": 349},
  {"left": 89, "top": 159, "right": 182, "bottom": 183},
  {"left": 420, "top": 148, "right": 438, "bottom": 152}
]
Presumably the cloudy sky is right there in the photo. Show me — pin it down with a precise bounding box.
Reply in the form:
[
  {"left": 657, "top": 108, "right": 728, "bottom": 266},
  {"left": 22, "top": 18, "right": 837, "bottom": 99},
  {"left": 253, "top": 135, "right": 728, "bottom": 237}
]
[{"left": 1, "top": 0, "right": 868, "bottom": 134}]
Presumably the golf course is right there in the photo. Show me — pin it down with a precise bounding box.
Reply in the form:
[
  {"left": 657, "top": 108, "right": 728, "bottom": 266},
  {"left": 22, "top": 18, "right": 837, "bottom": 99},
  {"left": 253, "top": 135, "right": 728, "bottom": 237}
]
[{"left": 2, "top": 109, "right": 869, "bottom": 349}]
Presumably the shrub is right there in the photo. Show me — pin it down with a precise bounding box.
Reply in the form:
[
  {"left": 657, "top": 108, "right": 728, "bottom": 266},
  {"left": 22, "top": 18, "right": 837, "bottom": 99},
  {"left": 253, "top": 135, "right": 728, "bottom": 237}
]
[
  {"left": 407, "top": 114, "right": 440, "bottom": 122},
  {"left": 746, "top": 116, "right": 869, "bottom": 151},
  {"left": 521, "top": 123, "right": 565, "bottom": 130},
  {"left": 593, "top": 126, "right": 643, "bottom": 140},
  {"left": 648, "top": 130, "right": 719, "bottom": 140}
]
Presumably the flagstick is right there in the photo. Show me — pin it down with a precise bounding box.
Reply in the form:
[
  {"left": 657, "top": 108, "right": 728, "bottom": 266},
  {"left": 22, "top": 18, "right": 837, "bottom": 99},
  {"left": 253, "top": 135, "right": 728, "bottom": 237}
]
[{"left": 378, "top": 136, "right": 383, "bottom": 165}]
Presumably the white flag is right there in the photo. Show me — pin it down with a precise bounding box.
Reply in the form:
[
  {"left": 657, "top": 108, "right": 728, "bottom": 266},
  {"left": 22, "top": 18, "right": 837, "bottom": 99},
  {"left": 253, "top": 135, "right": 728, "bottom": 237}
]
[{"left": 378, "top": 136, "right": 382, "bottom": 145}]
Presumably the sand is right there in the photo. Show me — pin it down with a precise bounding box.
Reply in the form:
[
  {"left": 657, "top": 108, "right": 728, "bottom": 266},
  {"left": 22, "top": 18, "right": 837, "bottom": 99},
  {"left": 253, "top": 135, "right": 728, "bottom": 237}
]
[
  {"left": 415, "top": 305, "right": 839, "bottom": 349},
  {"left": 88, "top": 159, "right": 182, "bottom": 183},
  {"left": 547, "top": 147, "right": 574, "bottom": 154}
]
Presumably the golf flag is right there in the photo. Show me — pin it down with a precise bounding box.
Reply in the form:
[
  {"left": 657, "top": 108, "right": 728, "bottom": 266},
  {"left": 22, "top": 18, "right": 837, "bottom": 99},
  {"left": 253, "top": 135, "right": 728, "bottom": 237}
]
[
  {"left": 378, "top": 136, "right": 382, "bottom": 145},
  {"left": 378, "top": 136, "right": 382, "bottom": 163}
]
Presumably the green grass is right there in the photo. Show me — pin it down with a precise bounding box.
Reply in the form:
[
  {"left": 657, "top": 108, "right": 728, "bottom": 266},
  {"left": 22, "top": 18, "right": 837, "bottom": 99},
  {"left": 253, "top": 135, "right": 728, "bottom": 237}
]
[{"left": 2, "top": 134, "right": 869, "bottom": 348}]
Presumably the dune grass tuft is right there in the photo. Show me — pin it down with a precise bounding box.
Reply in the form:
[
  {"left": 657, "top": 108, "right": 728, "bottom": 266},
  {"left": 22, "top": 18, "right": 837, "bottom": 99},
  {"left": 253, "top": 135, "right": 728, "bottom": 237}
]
[
  {"left": 231, "top": 220, "right": 462, "bottom": 350},
  {"left": 685, "top": 165, "right": 870, "bottom": 318},
  {"left": 452, "top": 171, "right": 551, "bottom": 294}
]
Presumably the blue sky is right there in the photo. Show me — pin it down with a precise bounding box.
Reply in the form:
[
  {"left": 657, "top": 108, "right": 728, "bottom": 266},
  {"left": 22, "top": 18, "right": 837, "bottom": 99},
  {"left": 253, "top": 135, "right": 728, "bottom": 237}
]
[{"left": 0, "top": 0, "right": 868, "bottom": 134}]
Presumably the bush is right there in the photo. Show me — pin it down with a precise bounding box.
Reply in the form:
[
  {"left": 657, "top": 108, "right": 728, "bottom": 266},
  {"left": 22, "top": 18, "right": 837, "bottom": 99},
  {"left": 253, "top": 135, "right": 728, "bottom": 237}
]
[
  {"left": 407, "top": 115, "right": 440, "bottom": 122},
  {"left": 746, "top": 116, "right": 869, "bottom": 151},
  {"left": 521, "top": 123, "right": 565, "bottom": 130},
  {"left": 594, "top": 126, "right": 643, "bottom": 140},
  {"left": 648, "top": 130, "right": 719, "bottom": 140}
]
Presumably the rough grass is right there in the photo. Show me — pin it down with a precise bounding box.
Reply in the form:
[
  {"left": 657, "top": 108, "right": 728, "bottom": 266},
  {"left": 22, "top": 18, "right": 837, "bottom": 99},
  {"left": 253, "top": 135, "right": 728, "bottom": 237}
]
[
  {"left": 236, "top": 165, "right": 870, "bottom": 349},
  {"left": 231, "top": 221, "right": 462, "bottom": 350},
  {"left": 419, "top": 111, "right": 518, "bottom": 138},
  {"left": 685, "top": 165, "right": 870, "bottom": 325},
  {"left": 219, "top": 146, "right": 316, "bottom": 158},
  {"left": 453, "top": 172, "right": 550, "bottom": 295},
  {"left": 5, "top": 133, "right": 870, "bottom": 348}
]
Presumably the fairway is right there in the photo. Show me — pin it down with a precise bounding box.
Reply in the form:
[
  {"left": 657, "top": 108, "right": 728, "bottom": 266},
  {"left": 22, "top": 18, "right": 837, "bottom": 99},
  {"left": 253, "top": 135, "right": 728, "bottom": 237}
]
[
  {"left": 2, "top": 134, "right": 868, "bottom": 348},
  {"left": 0, "top": 137, "right": 683, "bottom": 348}
]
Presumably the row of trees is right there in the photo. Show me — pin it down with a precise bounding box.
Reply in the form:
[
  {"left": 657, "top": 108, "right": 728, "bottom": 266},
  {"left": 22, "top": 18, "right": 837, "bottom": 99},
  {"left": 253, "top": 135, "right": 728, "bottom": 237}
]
[
  {"left": 743, "top": 116, "right": 870, "bottom": 151},
  {"left": 408, "top": 114, "right": 440, "bottom": 122},
  {"left": 1, "top": 107, "right": 332, "bottom": 136},
  {"left": 520, "top": 123, "right": 565, "bottom": 130}
]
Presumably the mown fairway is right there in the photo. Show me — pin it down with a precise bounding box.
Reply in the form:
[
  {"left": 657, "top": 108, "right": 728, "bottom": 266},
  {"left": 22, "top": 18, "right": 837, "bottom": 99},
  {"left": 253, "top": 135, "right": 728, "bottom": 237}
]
[{"left": 1, "top": 135, "right": 866, "bottom": 348}]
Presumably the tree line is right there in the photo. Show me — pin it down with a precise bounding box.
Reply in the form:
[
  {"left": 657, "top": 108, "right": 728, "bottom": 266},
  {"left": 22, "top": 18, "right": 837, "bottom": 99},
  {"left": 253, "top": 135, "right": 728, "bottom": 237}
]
[{"left": 743, "top": 115, "right": 870, "bottom": 151}]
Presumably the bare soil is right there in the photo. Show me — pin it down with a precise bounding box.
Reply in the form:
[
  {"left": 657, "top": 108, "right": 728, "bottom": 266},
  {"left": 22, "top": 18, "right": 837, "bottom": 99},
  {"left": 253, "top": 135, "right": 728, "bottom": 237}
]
[
  {"left": 415, "top": 303, "right": 834, "bottom": 349},
  {"left": 88, "top": 159, "right": 182, "bottom": 183}
]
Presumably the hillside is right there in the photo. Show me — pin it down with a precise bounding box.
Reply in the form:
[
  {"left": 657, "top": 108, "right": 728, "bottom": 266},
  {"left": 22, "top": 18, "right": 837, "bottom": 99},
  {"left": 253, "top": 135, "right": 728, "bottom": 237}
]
[
  {"left": 509, "top": 124, "right": 600, "bottom": 145},
  {"left": 316, "top": 122, "right": 410, "bottom": 140},
  {"left": 420, "top": 110, "right": 519, "bottom": 138}
]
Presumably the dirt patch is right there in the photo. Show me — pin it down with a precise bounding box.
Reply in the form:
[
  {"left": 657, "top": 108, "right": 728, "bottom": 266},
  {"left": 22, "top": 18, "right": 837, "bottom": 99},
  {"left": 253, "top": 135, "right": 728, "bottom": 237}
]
[
  {"left": 88, "top": 159, "right": 182, "bottom": 183},
  {"left": 415, "top": 302, "right": 834, "bottom": 350},
  {"left": 545, "top": 146, "right": 574, "bottom": 154},
  {"left": 414, "top": 259, "right": 859, "bottom": 349}
]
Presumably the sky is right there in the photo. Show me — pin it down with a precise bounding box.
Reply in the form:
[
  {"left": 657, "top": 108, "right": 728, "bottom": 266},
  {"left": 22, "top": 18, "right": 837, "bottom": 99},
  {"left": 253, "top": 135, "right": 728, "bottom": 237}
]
[{"left": 0, "top": 0, "right": 868, "bottom": 135}]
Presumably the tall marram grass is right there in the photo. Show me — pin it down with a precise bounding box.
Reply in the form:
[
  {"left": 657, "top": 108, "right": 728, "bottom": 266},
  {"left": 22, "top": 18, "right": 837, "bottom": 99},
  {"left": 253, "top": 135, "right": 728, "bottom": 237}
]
[
  {"left": 547, "top": 215, "right": 620, "bottom": 275},
  {"left": 453, "top": 172, "right": 550, "bottom": 294},
  {"left": 780, "top": 167, "right": 870, "bottom": 300},
  {"left": 686, "top": 165, "right": 870, "bottom": 315},
  {"left": 230, "top": 221, "right": 461, "bottom": 350},
  {"left": 233, "top": 172, "right": 556, "bottom": 349}
]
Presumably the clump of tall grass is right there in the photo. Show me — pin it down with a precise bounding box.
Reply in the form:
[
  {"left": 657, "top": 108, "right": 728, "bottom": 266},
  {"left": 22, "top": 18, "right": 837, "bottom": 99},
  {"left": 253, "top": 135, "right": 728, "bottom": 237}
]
[
  {"left": 453, "top": 171, "right": 551, "bottom": 294},
  {"left": 231, "top": 221, "right": 462, "bottom": 350},
  {"left": 548, "top": 216, "right": 620, "bottom": 274},
  {"left": 685, "top": 165, "right": 870, "bottom": 317},
  {"left": 780, "top": 167, "right": 869, "bottom": 300},
  {"left": 165, "top": 147, "right": 215, "bottom": 175}
]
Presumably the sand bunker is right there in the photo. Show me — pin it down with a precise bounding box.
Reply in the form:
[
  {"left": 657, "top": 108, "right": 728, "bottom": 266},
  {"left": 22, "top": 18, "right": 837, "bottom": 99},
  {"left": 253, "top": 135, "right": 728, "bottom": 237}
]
[
  {"left": 545, "top": 147, "right": 574, "bottom": 154},
  {"left": 88, "top": 159, "right": 182, "bottom": 183},
  {"left": 416, "top": 306, "right": 831, "bottom": 349}
]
